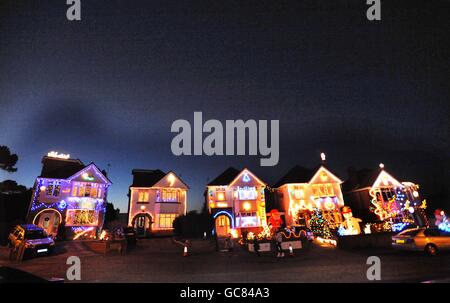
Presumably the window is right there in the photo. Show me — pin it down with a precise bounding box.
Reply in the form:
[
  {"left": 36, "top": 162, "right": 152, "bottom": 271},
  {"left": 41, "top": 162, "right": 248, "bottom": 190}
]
[
  {"left": 138, "top": 191, "right": 149, "bottom": 202},
  {"left": 84, "top": 184, "right": 91, "bottom": 197},
  {"left": 45, "top": 181, "right": 61, "bottom": 197},
  {"left": 78, "top": 185, "right": 85, "bottom": 197},
  {"left": 65, "top": 209, "right": 98, "bottom": 226},
  {"left": 216, "top": 190, "right": 226, "bottom": 201},
  {"left": 53, "top": 183, "right": 61, "bottom": 196},
  {"left": 72, "top": 186, "right": 78, "bottom": 196},
  {"left": 293, "top": 186, "right": 304, "bottom": 199},
  {"left": 91, "top": 186, "right": 98, "bottom": 198},
  {"left": 157, "top": 214, "right": 177, "bottom": 229},
  {"left": 237, "top": 186, "right": 257, "bottom": 200},
  {"left": 46, "top": 183, "right": 54, "bottom": 196},
  {"left": 312, "top": 184, "right": 335, "bottom": 197},
  {"left": 73, "top": 183, "right": 102, "bottom": 198},
  {"left": 162, "top": 189, "right": 178, "bottom": 202}
]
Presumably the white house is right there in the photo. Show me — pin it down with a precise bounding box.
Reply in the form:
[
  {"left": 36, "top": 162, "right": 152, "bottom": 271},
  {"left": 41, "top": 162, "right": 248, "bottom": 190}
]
[{"left": 127, "top": 169, "right": 188, "bottom": 237}]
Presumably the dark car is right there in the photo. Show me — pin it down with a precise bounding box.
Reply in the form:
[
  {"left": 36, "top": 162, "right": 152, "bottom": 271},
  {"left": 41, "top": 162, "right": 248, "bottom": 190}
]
[
  {"left": 123, "top": 227, "right": 137, "bottom": 247},
  {"left": 8, "top": 224, "right": 55, "bottom": 259}
]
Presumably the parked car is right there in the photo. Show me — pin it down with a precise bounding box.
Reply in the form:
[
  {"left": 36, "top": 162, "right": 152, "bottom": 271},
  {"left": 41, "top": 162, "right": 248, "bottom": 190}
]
[
  {"left": 123, "top": 227, "right": 137, "bottom": 247},
  {"left": 8, "top": 224, "right": 55, "bottom": 258},
  {"left": 392, "top": 227, "right": 450, "bottom": 256}
]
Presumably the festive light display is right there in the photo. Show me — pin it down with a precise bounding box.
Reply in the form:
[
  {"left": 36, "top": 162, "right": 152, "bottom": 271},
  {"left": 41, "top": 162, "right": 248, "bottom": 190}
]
[
  {"left": 309, "top": 208, "right": 333, "bottom": 239},
  {"left": 27, "top": 161, "right": 111, "bottom": 240},
  {"left": 338, "top": 206, "right": 362, "bottom": 236},
  {"left": 435, "top": 210, "right": 450, "bottom": 232},
  {"left": 47, "top": 151, "right": 70, "bottom": 159}
]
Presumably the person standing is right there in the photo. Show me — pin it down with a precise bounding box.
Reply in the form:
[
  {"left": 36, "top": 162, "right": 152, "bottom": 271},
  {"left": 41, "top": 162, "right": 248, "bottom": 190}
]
[
  {"left": 275, "top": 230, "right": 284, "bottom": 258},
  {"left": 253, "top": 236, "right": 260, "bottom": 257}
]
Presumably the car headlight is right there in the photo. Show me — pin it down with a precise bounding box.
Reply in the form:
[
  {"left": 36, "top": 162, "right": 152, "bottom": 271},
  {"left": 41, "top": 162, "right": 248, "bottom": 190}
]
[{"left": 25, "top": 243, "right": 34, "bottom": 248}]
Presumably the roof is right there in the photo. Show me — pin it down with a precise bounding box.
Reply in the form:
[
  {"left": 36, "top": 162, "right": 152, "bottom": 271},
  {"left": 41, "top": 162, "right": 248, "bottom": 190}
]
[
  {"left": 39, "top": 156, "right": 85, "bottom": 179},
  {"left": 207, "top": 167, "right": 241, "bottom": 186},
  {"left": 343, "top": 168, "right": 399, "bottom": 192},
  {"left": 130, "top": 169, "right": 167, "bottom": 187},
  {"left": 274, "top": 164, "right": 343, "bottom": 188},
  {"left": 273, "top": 165, "right": 315, "bottom": 188}
]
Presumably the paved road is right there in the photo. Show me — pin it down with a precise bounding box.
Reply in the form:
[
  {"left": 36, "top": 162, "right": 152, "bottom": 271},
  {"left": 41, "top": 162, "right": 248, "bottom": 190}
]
[{"left": 1, "top": 238, "right": 449, "bottom": 282}]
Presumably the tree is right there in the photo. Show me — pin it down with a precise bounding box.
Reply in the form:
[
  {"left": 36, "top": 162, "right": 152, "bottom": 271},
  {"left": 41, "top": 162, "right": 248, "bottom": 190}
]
[
  {"left": 173, "top": 209, "right": 213, "bottom": 238},
  {"left": 104, "top": 202, "right": 120, "bottom": 224},
  {"left": 309, "top": 209, "right": 332, "bottom": 239},
  {"left": 0, "top": 146, "right": 18, "bottom": 172}
]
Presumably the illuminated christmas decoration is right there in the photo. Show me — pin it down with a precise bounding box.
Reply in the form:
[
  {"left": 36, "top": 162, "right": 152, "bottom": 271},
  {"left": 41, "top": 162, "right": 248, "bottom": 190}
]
[
  {"left": 435, "top": 210, "right": 450, "bottom": 232},
  {"left": 346, "top": 164, "right": 428, "bottom": 233},
  {"left": 167, "top": 173, "right": 176, "bottom": 187},
  {"left": 128, "top": 169, "right": 188, "bottom": 237},
  {"left": 364, "top": 224, "right": 372, "bottom": 234},
  {"left": 391, "top": 222, "right": 409, "bottom": 232},
  {"left": 274, "top": 155, "right": 345, "bottom": 237},
  {"left": 309, "top": 208, "right": 333, "bottom": 239},
  {"left": 339, "top": 206, "right": 362, "bottom": 236},
  {"left": 267, "top": 209, "right": 283, "bottom": 233},
  {"left": 26, "top": 155, "right": 111, "bottom": 240},
  {"left": 207, "top": 168, "right": 267, "bottom": 238},
  {"left": 47, "top": 151, "right": 70, "bottom": 159},
  {"left": 242, "top": 172, "right": 251, "bottom": 182}
]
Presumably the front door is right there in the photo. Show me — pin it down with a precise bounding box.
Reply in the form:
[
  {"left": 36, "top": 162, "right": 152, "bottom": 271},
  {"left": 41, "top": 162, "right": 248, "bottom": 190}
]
[
  {"left": 134, "top": 214, "right": 151, "bottom": 237},
  {"left": 215, "top": 215, "right": 231, "bottom": 238},
  {"left": 37, "top": 210, "right": 60, "bottom": 238}
]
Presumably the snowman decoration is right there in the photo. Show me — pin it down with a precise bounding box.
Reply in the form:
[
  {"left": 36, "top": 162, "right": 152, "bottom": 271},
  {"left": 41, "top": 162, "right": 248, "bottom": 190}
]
[{"left": 339, "top": 206, "right": 362, "bottom": 235}]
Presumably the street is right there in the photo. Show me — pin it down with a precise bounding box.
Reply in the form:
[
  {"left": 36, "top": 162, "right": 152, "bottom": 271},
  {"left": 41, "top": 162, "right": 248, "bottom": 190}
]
[{"left": 1, "top": 238, "right": 449, "bottom": 283}]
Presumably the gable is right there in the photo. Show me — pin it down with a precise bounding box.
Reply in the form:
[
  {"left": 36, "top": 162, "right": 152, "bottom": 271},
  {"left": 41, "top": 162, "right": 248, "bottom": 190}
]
[
  {"left": 152, "top": 171, "right": 188, "bottom": 189},
  {"left": 372, "top": 170, "right": 402, "bottom": 188},
  {"left": 68, "top": 163, "right": 111, "bottom": 184},
  {"left": 309, "top": 166, "right": 342, "bottom": 185},
  {"left": 228, "top": 168, "right": 265, "bottom": 188}
]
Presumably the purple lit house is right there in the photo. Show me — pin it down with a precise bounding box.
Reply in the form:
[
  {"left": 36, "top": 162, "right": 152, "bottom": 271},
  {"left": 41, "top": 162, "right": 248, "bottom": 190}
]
[{"left": 26, "top": 153, "right": 112, "bottom": 240}]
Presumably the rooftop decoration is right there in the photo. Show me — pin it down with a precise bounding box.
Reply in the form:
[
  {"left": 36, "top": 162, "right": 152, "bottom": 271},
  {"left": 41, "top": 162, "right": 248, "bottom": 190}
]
[{"left": 47, "top": 151, "right": 71, "bottom": 159}]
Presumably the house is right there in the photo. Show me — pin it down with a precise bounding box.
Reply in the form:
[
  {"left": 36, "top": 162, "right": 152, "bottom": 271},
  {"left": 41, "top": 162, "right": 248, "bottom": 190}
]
[
  {"left": 127, "top": 169, "right": 188, "bottom": 237},
  {"left": 206, "top": 167, "right": 268, "bottom": 238},
  {"left": 27, "top": 154, "right": 112, "bottom": 240},
  {"left": 343, "top": 163, "right": 427, "bottom": 227},
  {"left": 273, "top": 157, "right": 345, "bottom": 230}
]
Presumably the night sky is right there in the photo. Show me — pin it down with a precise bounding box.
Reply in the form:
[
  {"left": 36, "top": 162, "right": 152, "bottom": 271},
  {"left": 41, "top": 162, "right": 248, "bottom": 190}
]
[{"left": 1, "top": 0, "right": 449, "bottom": 212}]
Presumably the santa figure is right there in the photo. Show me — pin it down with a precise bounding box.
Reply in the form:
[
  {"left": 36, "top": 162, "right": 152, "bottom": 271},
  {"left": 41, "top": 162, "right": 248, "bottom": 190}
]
[
  {"left": 267, "top": 209, "right": 283, "bottom": 233},
  {"left": 340, "top": 206, "right": 362, "bottom": 235}
]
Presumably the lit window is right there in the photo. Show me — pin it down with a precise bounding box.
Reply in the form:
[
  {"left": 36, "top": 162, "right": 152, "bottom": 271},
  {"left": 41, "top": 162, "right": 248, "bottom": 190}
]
[
  {"left": 78, "top": 186, "right": 85, "bottom": 197},
  {"left": 157, "top": 214, "right": 177, "bottom": 228},
  {"left": 293, "top": 186, "right": 304, "bottom": 199},
  {"left": 84, "top": 184, "right": 91, "bottom": 197},
  {"left": 91, "top": 187, "right": 98, "bottom": 198},
  {"left": 65, "top": 209, "right": 98, "bottom": 226},
  {"left": 53, "top": 183, "right": 61, "bottom": 197},
  {"left": 72, "top": 186, "right": 78, "bottom": 197},
  {"left": 237, "top": 186, "right": 257, "bottom": 200},
  {"left": 217, "top": 191, "right": 225, "bottom": 201},
  {"left": 97, "top": 188, "right": 102, "bottom": 198},
  {"left": 138, "top": 191, "right": 149, "bottom": 202},
  {"left": 46, "top": 183, "right": 54, "bottom": 196},
  {"left": 162, "top": 189, "right": 178, "bottom": 202}
]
